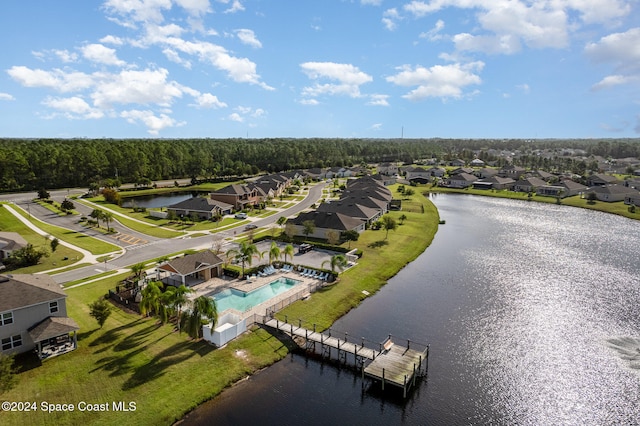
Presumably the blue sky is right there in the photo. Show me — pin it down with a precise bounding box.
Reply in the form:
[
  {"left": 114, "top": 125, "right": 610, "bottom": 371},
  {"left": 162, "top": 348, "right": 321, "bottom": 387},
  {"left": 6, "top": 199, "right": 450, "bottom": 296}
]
[{"left": 1, "top": 0, "right": 639, "bottom": 139}]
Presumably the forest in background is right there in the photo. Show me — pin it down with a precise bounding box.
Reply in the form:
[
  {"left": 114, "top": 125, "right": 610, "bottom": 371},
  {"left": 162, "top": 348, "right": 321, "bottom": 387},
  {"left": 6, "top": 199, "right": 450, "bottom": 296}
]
[{"left": 1, "top": 138, "right": 639, "bottom": 192}]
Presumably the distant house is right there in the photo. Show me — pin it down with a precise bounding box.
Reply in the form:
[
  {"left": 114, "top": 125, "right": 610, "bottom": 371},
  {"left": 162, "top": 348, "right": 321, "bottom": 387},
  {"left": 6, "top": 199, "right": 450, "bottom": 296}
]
[
  {"left": 0, "top": 232, "right": 27, "bottom": 262},
  {"left": 449, "top": 167, "right": 474, "bottom": 176},
  {"left": 475, "top": 176, "right": 516, "bottom": 190},
  {"left": 210, "top": 184, "right": 261, "bottom": 210},
  {"left": 445, "top": 173, "right": 477, "bottom": 188},
  {"left": 287, "top": 211, "right": 366, "bottom": 240},
  {"left": 377, "top": 162, "right": 398, "bottom": 176},
  {"left": 159, "top": 250, "right": 224, "bottom": 287},
  {"left": 558, "top": 179, "right": 587, "bottom": 197},
  {"left": 625, "top": 194, "right": 640, "bottom": 206},
  {"left": 513, "top": 177, "right": 547, "bottom": 193},
  {"left": 588, "top": 184, "right": 639, "bottom": 203},
  {"left": 470, "top": 158, "right": 485, "bottom": 167},
  {"left": 536, "top": 185, "right": 566, "bottom": 197},
  {"left": 305, "top": 168, "right": 327, "bottom": 180},
  {"left": 533, "top": 170, "right": 555, "bottom": 182},
  {"left": 586, "top": 174, "right": 618, "bottom": 187},
  {"left": 166, "top": 197, "right": 233, "bottom": 220},
  {"left": 1, "top": 274, "right": 79, "bottom": 359},
  {"left": 317, "top": 201, "right": 382, "bottom": 225},
  {"left": 404, "top": 166, "right": 432, "bottom": 184},
  {"left": 449, "top": 159, "right": 466, "bottom": 167},
  {"left": 498, "top": 165, "right": 526, "bottom": 179},
  {"left": 426, "top": 167, "right": 446, "bottom": 178},
  {"left": 474, "top": 168, "right": 499, "bottom": 179}
]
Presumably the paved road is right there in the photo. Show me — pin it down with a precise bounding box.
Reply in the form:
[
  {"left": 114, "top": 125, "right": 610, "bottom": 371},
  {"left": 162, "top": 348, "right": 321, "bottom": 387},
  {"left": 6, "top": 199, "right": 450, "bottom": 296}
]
[{"left": 1, "top": 183, "right": 327, "bottom": 284}]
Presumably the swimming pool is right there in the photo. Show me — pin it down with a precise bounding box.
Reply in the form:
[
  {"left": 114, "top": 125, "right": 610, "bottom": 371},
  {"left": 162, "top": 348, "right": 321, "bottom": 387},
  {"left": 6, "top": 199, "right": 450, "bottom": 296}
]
[{"left": 214, "top": 277, "right": 302, "bottom": 313}]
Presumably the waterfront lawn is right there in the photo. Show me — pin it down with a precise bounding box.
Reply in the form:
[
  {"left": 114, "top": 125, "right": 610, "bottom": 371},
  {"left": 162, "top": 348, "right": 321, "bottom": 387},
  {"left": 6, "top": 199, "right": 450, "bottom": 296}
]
[
  {"left": 4, "top": 274, "right": 290, "bottom": 426},
  {"left": 276, "top": 196, "right": 440, "bottom": 330}
]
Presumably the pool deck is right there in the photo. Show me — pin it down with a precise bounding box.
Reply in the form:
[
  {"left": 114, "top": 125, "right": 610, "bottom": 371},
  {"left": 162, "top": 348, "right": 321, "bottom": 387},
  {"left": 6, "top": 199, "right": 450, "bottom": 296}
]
[{"left": 189, "top": 270, "right": 321, "bottom": 318}]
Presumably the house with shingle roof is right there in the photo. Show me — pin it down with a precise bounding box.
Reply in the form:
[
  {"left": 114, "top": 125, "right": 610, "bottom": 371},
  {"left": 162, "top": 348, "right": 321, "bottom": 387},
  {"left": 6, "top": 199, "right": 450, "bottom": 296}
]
[
  {"left": 513, "top": 177, "right": 547, "bottom": 193},
  {"left": 317, "top": 201, "right": 382, "bottom": 225},
  {"left": 286, "top": 211, "right": 365, "bottom": 240},
  {"left": 0, "top": 232, "right": 27, "bottom": 262},
  {"left": 210, "top": 184, "right": 261, "bottom": 210},
  {"left": 586, "top": 174, "right": 618, "bottom": 187},
  {"left": 0, "top": 274, "right": 79, "bottom": 358},
  {"left": 445, "top": 173, "right": 477, "bottom": 188},
  {"left": 166, "top": 197, "right": 233, "bottom": 220},
  {"left": 589, "top": 184, "right": 639, "bottom": 202},
  {"left": 159, "top": 250, "right": 224, "bottom": 287}
]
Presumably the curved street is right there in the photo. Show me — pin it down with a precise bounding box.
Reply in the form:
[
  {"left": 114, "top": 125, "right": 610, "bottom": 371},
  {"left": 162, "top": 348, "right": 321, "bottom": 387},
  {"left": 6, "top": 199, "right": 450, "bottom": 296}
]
[{"left": 0, "top": 182, "right": 327, "bottom": 284}]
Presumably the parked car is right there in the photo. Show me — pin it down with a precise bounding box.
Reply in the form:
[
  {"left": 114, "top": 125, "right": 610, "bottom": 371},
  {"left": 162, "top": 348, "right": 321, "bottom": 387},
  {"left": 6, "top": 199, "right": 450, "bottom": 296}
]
[
  {"left": 298, "top": 243, "right": 313, "bottom": 254},
  {"left": 235, "top": 212, "right": 247, "bottom": 219}
]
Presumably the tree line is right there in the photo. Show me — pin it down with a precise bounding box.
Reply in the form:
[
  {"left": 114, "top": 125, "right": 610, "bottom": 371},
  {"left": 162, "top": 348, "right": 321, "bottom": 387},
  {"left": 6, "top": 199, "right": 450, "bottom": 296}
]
[{"left": 1, "top": 137, "right": 638, "bottom": 193}]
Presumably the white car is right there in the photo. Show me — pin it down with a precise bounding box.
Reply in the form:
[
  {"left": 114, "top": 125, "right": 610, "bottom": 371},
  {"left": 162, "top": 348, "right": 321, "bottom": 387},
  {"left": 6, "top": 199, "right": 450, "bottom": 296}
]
[{"left": 235, "top": 212, "right": 247, "bottom": 219}]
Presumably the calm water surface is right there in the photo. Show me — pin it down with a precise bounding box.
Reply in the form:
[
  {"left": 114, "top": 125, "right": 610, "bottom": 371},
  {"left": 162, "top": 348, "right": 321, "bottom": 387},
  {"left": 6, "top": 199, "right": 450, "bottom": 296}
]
[
  {"left": 121, "top": 192, "right": 204, "bottom": 208},
  {"left": 183, "top": 195, "right": 640, "bottom": 425}
]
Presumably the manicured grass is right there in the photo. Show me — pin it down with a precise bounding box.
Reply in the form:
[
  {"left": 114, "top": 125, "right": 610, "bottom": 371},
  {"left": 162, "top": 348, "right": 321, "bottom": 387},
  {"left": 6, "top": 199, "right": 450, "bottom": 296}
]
[
  {"left": 4, "top": 273, "right": 290, "bottom": 426},
  {"left": 8, "top": 204, "right": 121, "bottom": 255},
  {"left": 0, "top": 205, "right": 84, "bottom": 273},
  {"left": 276, "top": 194, "right": 440, "bottom": 330},
  {"left": 428, "top": 186, "right": 640, "bottom": 220}
]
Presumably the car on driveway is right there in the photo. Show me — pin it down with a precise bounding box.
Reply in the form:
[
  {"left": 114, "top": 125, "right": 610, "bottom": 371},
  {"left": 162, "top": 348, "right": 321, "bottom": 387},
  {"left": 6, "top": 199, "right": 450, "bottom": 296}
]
[{"left": 235, "top": 212, "right": 248, "bottom": 219}]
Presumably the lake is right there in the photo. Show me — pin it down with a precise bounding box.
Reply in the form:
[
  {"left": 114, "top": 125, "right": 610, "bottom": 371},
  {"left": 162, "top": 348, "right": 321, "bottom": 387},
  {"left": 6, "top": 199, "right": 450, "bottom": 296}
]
[
  {"left": 182, "top": 194, "right": 640, "bottom": 425},
  {"left": 120, "top": 191, "right": 206, "bottom": 209}
]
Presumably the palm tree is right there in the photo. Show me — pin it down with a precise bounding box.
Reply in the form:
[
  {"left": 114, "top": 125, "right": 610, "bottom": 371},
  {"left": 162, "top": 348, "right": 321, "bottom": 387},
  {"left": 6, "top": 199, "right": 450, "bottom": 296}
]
[
  {"left": 322, "top": 254, "right": 348, "bottom": 274},
  {"left": 226, "top": 241, "right": 260, "bottom": 277},
  {"left": 130, "top": 262, "right": 146, "bottom": 282},
  {"left": 139, "top": 281, "right": 163, "bottom": 317},
  {"left": 282, "top": 244, "right": 295, "bottom": 264},
  {"left": 90, "top": 208, "right": 103, "bottom": 228},
  {"left": 170, "top": 284, "right": 193, "bottom": 333},
  {"left": 158, "top": 286, "right": 176, "bottom": 324},
  {"left": 268, "top": 241, "right": 281, "bottom": 265},
  {"left": 103, "top": 211, "right": 114, "bottom": 232},
  {"left": 182, "top": 296, "right": 218, "bottom": 339}
]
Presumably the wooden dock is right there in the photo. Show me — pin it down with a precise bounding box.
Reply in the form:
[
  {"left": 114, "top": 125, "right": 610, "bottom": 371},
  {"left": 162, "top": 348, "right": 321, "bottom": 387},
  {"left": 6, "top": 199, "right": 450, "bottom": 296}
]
[{"left": 263, "top": 317, "right": 429, "bottom": 397}]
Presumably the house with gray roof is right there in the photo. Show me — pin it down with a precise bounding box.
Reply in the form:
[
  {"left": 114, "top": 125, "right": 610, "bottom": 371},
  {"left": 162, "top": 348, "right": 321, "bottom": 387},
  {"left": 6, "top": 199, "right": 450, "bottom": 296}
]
[
  {"left": 317, "top": 201, "right": 382, "bottom": 225},
  {"left": 287, "top": 211, "right": 365, "bottom": 240},
  {"left": 159, "top": 250, "right": 224, "bottom": 287},
  {"left": 166, "top": 197, "right": 233, "bottom": 220},
  {"left": 0, "top": 232, "right": 27, "bottom": 263},
  {"left": 445, "top": 173, "right": 477, "bottom": 188},
  {"left": 586, "top": 174, "right": 618, "bottom": 187},
  {"left": 588, "top": 184, "right": 639, "bottom": 202},
  {"left": 404, "top": 166, "right": 432, "bottom": 184},
  {"left": 513, "top": 177, "right": 547, "bottom": 193},
  {"left": 0, "top": 274, "right": 79, "bottom": 359}
]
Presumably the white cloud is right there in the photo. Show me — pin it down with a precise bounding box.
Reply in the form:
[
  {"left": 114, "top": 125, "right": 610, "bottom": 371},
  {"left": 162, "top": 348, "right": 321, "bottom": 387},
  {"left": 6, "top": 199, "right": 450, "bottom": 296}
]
[
  {"left": 382, "top": 8, "right": 400, "bottom": 31},
  {"left": 162, "top": 48, "right": 192, "bottom": 68},
  {"left": 42, "top": 96, "right": 104, "bottom": 119},
  {"left": 99, "top": 35, "right": 125, "bottom": 45},
  {"left": 585, "top": 28, "right": 640, "bottom": 90},
  {"left": 192, "top": 93, "right": 227, "bottom": 108},
  {"left": 300, "top": 62, "right": 373, "bottom": 99},
  {"left": 91, "top": 68, "right": 183, "bottom": 108},
  {"left": 103, "top": 0, "right": 172, "bottom": 25},
  {"left": 419, "top": 19, "right": 445, "bottom": 41},
  {"left": 361, "top": 0, "right": 382, "bottom": 5},
  {"left": 517, "top": 83, "right": 530, "bottom": 94},
  {"left": 7, "top": 66, "right": 94, "bottom": 92},
  {"left": 228, "top": 112, "right": 244, "bottom": 122},
  {"left": 0, "top": 93, "right": 15, "bottom": 101},
  {"left": 175, "top": 0, "right": 211, "bottom": 15},
  {"left": 367, "top": 94, "right": 390, "bottom": 106},
  {"left": 386, "top": 61, "right": 484, "bottom": 101},
  {"left": 217, "top": 0, "right": 244, "bottom": 13},
  {"left": 53, "top": 49, "right": 79, "bottom": 63},
  {"left": 371, "top": 123, "right": 383, "bottom": 130},
  {"left": 81, "top": 43, "right": 127, "bottom": 66},
  {"left": 235, "top": 29, "right": 262, "bottom": 48},
  {"left": 120, "top": 109, "right": 183, "bottom": 135},
  {"left": 299, "top": 98, "right": 320, "bottom": 106}
]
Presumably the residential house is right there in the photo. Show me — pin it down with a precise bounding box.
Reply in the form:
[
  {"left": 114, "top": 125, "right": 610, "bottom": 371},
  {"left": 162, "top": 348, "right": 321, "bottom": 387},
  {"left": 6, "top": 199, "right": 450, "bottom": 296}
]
[
  {"left": 326, "top": 167, "right": 354, "bottom": 178},
  {"left": 558, "top": 179, "right": 587, "bottom": 197},
  {"left": 305, "top": 168, "right": 327, "bottom": 180},
  {"left": 588, "top": 184, "right": 640, "bottom": 203},
  {"left": 1, "top": 274, "right": 79, "bottom": 359},
  {"left": 498, "top": 164, "right": 526, "bottom": 179},
  {"left": 449, "top": 167, "right": 474, "bottom": 176},
  {"left": 426, "top": 167, "right": 446, "bottom": 178},
  {"left": 445, "top": 173, "right": 477, "bottom": 188},
  {"left": 470, "top": 158, "right": 485, "bottom": 167},
  {"left": 159, "top": 250, "right": 224, "bottom": 287},
  {"left": 317, "top": 201, "right": 382, "bottom": 225},
  {"left": 404, "top": 166, "right": 432, "bottom": 184},
  {"left": 513, "top": 177, "right": 547, "bottom": 193},
  {"left": 536, "top": 185, "right": 566, "bottom": 197},
  {"left": 377, "top": 162, "right": 398, "bottom": 176},
  {"left": 586, "top": 174, "right": 618, "bottom": 187},
  {"left": 287, "top": 211, "right": 366, "bottom": 240},
  {"left": 475, "top": 176, "right": 516, "bottom": 190},
  {"left": 533, "top": 170, "right": 556, "bottom": 182},
  {"left": 210, "top": 184, "right": 261, "bottom": 210},
  {"left": 474, "top": 168, "right": 499, "bottom": 179},
  {"left": 0, "top": 232, "right": 27, "bottom": 263},
  {"left": 449, "top": 159, "right": 466, "bottom": 167},
  {"left": 166, "top": 197, "right": 233, "bottom": 220},
  {"left": 625, "top": 194, "right": 640, "bottom": 206}
]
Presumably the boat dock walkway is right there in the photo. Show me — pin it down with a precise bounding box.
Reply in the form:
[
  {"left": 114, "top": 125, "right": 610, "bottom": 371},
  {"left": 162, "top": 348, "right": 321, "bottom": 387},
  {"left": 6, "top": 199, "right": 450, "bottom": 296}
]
[{"left": 263, "top": 317, "right": 429, "bottom": 397}]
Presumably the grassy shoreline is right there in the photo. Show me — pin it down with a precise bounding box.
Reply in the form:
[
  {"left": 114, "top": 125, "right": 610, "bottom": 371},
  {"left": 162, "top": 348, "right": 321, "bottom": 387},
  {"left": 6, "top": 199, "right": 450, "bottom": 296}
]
[{"left": 3, "top": 192, "right": 440, "bottom": 426}]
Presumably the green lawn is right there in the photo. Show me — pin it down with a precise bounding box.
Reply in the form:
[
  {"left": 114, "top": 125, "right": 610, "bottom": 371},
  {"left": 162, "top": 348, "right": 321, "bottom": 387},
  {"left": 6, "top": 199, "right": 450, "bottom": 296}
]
[
  {"left": 3, "top": 192, "right": 441, "bottom": 425},
  {"left": 3, "top": 273, "right": 290, "bottom": 426},
  {"left": 0, "top": 205, "right": 84, "bottom": 273},
  {"left": 276, "top": 193, "right": 440, "bottom": 329},
  {"left": 8, "top": 204, "right": 121, "bottom": 255}
]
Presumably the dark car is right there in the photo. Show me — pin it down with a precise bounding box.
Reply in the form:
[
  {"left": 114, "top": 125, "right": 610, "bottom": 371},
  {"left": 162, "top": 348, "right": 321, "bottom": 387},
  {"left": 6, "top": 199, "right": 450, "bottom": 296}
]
[
  {"left": 298, "top": 243, "right": 313, "bottom": 254},
  {"left": 245, "top": 224, "right": 258, "bottom": 230}
]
